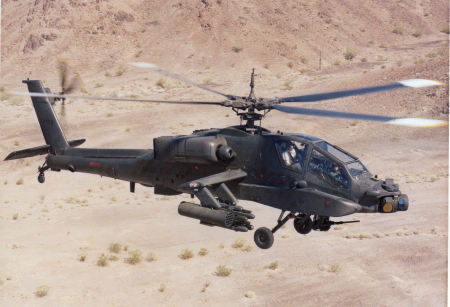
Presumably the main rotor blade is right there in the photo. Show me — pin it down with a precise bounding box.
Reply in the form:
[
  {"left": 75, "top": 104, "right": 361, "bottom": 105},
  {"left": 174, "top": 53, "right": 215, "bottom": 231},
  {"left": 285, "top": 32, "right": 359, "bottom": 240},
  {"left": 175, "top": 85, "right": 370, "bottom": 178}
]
[
  {"left": 279, "top": 79, "right": 443, "bottom": 103},
  {"left": 273, "top": 105, "right": 448, "bottom": 127},
  {"left": 10, "top": 91, "right": 224, "bottom": 106},
  {"left": 129, "top": 62, "right": 233, "bottom": 99}
]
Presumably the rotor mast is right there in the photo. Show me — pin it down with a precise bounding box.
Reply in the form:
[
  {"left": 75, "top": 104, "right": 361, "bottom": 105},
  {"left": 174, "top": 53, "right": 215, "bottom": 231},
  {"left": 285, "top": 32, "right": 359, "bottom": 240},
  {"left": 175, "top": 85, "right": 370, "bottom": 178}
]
[{"left": 240, "top": 68, "right": 264, "bottom": 131}]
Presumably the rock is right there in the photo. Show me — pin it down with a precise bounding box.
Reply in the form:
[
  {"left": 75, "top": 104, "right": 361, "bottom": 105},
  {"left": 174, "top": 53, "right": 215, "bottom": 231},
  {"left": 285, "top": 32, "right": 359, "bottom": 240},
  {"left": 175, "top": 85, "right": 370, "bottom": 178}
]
[
  {"left": 114, "top": 10, "right": 135, "bottom": 22},
  {"left": 41, "top": 33, "right": 57, "bottom": 41},
  {"left": 23, "top": 35, "right": 43, "bottom": 53}
]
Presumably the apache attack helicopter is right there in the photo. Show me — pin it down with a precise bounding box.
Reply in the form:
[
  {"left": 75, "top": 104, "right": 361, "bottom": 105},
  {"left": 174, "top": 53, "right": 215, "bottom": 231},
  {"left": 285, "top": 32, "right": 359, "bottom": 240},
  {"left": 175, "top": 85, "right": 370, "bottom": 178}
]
[{"left": 5, "top": 62, "right": 447, "bottom": 249}]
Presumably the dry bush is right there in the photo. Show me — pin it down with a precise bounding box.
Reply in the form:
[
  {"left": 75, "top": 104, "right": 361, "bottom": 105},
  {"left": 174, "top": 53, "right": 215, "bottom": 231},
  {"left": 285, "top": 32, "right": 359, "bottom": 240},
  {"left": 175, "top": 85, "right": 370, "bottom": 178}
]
[
  {"left": 203, "top": 78, "right": 213, "bottom": 85},
  {"left": 179, "top": 249, "right": 194, "bottom": 260},
  {"left": 218, "top": 243, "right": 225, "bottom": 249},
  {"left": 245, "top": 290, "right": 256, "bottom": 298},
  {"left": 232, "top": 238, "right": 245, "bottom": 249},
  {"left": 343, "top": 48, "right": 356, "bottom": 60},
  {"left": 283, "top": 82, "right": 293, "bottom": 91},
  {"left": 97, "top": 254, "right": 108, "bottom": 267},
  {"left": 201, "top": 281, "right": 211, "bottom": 292},
  {"left": 412, "top": 30, "right": 422, "bottom": 37},
  {"left": 329, "top": 264, "right": 341, "bottom": 273},
  {"left": 16, "top": 178, "right": 23, "bottom": 185},
  {"left": 215, "top": 265, "right": 232, "bottom": 277},
  {"left": 35, "top": 285, "right": 50, "bottom": 297},
  {"left": 109, "top": 255, "right": 119, "bottom": 261},
  {"left": 232, "top": 46, "right": 243, "bottom": 53},
  {"left": 198, "top": 248, "right": 208, "bottom": 256},
  {"left": 146, "top": 252, "right": 158, "bottom": 262},
  {"left": 287, "top": 61, "right": 294, "bottom": 68},
  {"left": 12, "top": 213, "right": 18, "bottom": 220},
  {"left": 156, "top": 78, "right": 167, "bottom": 89},
  {"left": 115, "top": 65, "right": 126, "bottom": 77},
  {"left": 264, "top": 261, "right": 279, "bottom": 270},
  {"left": 126, "top": 250, "right": 142, "bottom": 264},
  {"left": 441, "top": 26, "right": 449, "bottom": 34},
  {"left": 109, "top": 242, "right": 122, "bottom": 253},
  {"left": 158, "top": 283, "right": 166, "bottom": 292},
  {"left": 242, "top": 245, "right": 253, "bottom": 252},
  {"left": 79, "top": 254, "right": 86, "bottom": 262},
  {"left": 392, "top": 25, "right": 403, "bottom": 35}
]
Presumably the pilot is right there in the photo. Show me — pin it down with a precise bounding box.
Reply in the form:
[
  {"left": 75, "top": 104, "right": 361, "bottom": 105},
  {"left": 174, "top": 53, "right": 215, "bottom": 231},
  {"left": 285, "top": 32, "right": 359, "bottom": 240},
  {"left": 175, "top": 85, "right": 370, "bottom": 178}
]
[
  {"left": 330, "top": 164, "right": 348, "bottom": 186},
  {"left": 282, "top": 143, "right": 301, "bottom": 171}
]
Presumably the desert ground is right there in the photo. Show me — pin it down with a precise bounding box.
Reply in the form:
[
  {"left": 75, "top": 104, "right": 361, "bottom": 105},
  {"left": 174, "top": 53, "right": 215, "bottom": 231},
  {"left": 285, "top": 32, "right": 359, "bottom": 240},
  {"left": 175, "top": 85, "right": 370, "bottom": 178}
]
[{"left": 0, "top": 1, "right": 448, "bottom": 306}]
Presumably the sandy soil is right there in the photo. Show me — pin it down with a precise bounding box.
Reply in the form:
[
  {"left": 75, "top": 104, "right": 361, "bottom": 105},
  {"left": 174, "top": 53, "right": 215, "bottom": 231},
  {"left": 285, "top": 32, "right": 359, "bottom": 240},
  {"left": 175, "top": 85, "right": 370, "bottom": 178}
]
[{"left": 0, "top": 1, "right": 448, "bottom": 306}]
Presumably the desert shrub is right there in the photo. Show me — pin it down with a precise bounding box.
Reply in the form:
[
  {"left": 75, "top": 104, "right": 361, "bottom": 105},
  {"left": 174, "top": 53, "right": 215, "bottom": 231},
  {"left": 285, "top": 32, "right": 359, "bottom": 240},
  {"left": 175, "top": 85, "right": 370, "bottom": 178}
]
[
  {"left": 109, "top": 255, "right": 119, "bottom": 261},
  {"left": 232, "top": 46, "right": 243, "bottom": 53},
  {"left": 329, "top": 264, "right": 341, "bottom": 273},
  {"left": 126, "top": 250, "right": 142, "bottom": 264},
  {"left": 343, "top": 48, "right": 356, "bottom": 60},
  {"left": 146, "top": 252, "right": 158, "bottom": 262},
  {"left": 412, "top": 30, "right": 422, "bottom": 37},
  {"left": 97, "top": 254, "right": 108, "bottom": 267},
  {"left": 215, "top": 265, "right": 232, "bottom": 277},
  {"left": 179, "top": 249, "right": 194, "bottom": 260},
  {"left": 156, "top": 78, "right": 167, "bottom": 89},
  {"left": 198, "top": 248, "right": 208, "bottom": 256},
  {"left": 35, "top": 286, "right": 49, "bottom": 297},
  {"left": 392, "top": 25, "right": 403, "bottom": 34},
  {"left": 264, "top": 261, "right": 278, "bottom": 270},
  {"left": 16, "top": 178, "right": 23, "bottom": 185},
  {"left": 232, "top": 238, "right": 245, "bottom": 249},
  {"left": 115, "top": 65, "right": 126, "bottom": 77},
  {"left": 158, "top": 283, "right": 166, "bottom": 292},
  {"left": 109, "top": 242, "right": 122, "bottom": 253}
]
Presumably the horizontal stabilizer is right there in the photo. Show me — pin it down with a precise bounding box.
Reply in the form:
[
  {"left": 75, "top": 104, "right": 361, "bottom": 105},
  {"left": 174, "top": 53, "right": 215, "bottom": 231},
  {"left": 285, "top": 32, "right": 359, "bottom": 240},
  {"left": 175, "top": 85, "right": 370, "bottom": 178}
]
[{"left": 4, "top": 139, "right": 85, "bottom": 161}]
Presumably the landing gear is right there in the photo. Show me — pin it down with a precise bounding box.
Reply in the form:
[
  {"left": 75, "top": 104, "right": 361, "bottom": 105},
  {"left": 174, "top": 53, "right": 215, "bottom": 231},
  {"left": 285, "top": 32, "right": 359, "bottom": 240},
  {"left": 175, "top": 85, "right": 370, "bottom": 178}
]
[
  {"left": 37, "top": 162, "right": 49, "bottom": 184},
  {"left": 254, "top": 227, "right": 274, "bottom": 249},
  {"left": 38, "top": 172, "right": 45, "bottom": 183},
  {"left": 293, "top": 214, "right": 313, "bottom": 234},
  {"left": 254, "top": 210, "right": 295, "bottom": 249}
]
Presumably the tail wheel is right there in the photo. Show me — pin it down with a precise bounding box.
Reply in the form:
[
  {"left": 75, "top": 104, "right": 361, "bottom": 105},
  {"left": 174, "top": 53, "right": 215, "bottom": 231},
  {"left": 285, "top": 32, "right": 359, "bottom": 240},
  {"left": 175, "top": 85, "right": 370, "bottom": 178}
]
[
  {"left": 254, "top": 227, "right": 274, "bottom": 249},
  {"left": 38, "top": 173, "right": 45, "bottom": 184},
  {"left": 294, "top": 215, "right": 312, "bottom": 234}
]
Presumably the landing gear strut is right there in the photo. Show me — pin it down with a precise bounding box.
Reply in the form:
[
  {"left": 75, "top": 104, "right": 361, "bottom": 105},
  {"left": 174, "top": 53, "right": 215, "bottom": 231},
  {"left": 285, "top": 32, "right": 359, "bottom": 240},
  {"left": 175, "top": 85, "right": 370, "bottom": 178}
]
[
  {"left": 254, "top": 210, "right": 295, "bottom": 249},
  {"left": 37, "top": 162, "right": 49, "bottom": 184}
]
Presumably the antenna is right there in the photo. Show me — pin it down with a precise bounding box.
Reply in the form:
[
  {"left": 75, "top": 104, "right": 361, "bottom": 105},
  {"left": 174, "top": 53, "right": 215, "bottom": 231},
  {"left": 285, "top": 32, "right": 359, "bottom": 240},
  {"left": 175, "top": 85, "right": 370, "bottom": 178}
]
[{"left": 248, "top": 68, "right": 256, "bottom": 100}]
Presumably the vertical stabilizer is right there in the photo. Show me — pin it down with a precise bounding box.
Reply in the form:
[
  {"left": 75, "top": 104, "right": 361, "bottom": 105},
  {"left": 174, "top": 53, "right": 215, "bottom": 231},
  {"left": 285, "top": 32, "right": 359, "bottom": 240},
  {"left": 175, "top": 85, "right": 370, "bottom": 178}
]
[{"left": 23, "top": 80, "right": 68, "bottom": 154}]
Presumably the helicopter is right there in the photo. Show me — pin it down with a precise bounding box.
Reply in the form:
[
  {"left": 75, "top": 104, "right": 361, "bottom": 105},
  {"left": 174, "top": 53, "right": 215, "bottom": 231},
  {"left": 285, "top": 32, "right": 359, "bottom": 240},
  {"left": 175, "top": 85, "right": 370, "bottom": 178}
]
[{"left": 5, "top": 62, "right": 447, "bottom": 249}]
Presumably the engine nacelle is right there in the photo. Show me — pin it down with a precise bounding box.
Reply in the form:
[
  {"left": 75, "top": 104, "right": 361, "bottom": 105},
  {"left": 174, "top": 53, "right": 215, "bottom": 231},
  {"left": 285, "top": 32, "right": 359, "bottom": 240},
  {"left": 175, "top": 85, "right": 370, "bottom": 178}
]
[{"left": 153, "top": 135, "right": 234, "bottom": 164}]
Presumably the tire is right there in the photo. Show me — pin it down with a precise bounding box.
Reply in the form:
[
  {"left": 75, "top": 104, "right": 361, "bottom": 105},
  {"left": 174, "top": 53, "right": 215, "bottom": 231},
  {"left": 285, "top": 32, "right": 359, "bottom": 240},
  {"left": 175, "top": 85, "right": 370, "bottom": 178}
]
[
  {"left": 38, "top": 173, "right": 45, "bottom": 184},
  {"left": 254, "top": 227, "right": 274, "bottom": 249},
  {"left": 294, "top": 215, "right": 312, "bottom": 234}
]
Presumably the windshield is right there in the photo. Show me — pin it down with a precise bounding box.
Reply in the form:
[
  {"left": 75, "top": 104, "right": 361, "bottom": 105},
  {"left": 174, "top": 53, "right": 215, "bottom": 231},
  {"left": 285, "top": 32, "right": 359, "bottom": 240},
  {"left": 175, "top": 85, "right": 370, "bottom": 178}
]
[
  {"left": 316, "top": 141, "right": 370, "bottom": 179},
  {"left": 346, "top": 161, "right": 371, "bottom": 178},
  {"left": 316, "top": 141, "right": 354, "bottom": 162}
]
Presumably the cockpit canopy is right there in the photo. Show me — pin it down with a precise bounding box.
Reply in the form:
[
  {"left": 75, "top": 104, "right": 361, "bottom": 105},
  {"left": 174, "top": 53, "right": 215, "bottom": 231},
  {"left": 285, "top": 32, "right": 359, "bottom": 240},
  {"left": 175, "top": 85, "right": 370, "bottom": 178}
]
[
  {"left": 274, "top": 137, "right": 371, "bottom": 188},
  {"left": 315, "top": 141, "right": 371, "bottom": 179}
]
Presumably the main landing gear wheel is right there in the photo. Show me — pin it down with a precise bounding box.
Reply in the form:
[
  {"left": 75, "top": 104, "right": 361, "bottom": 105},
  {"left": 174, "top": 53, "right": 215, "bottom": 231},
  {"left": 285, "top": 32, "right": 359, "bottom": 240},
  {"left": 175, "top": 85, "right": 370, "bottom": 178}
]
[
  {"left": 254, "top": 227, "right": 274, "bottom": 249},
  {"left": 293, "top": 215, "right": 313, "bottom": 234},
  {"left": 37, "top": 173, "right": 45, "bottom": 184}
]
